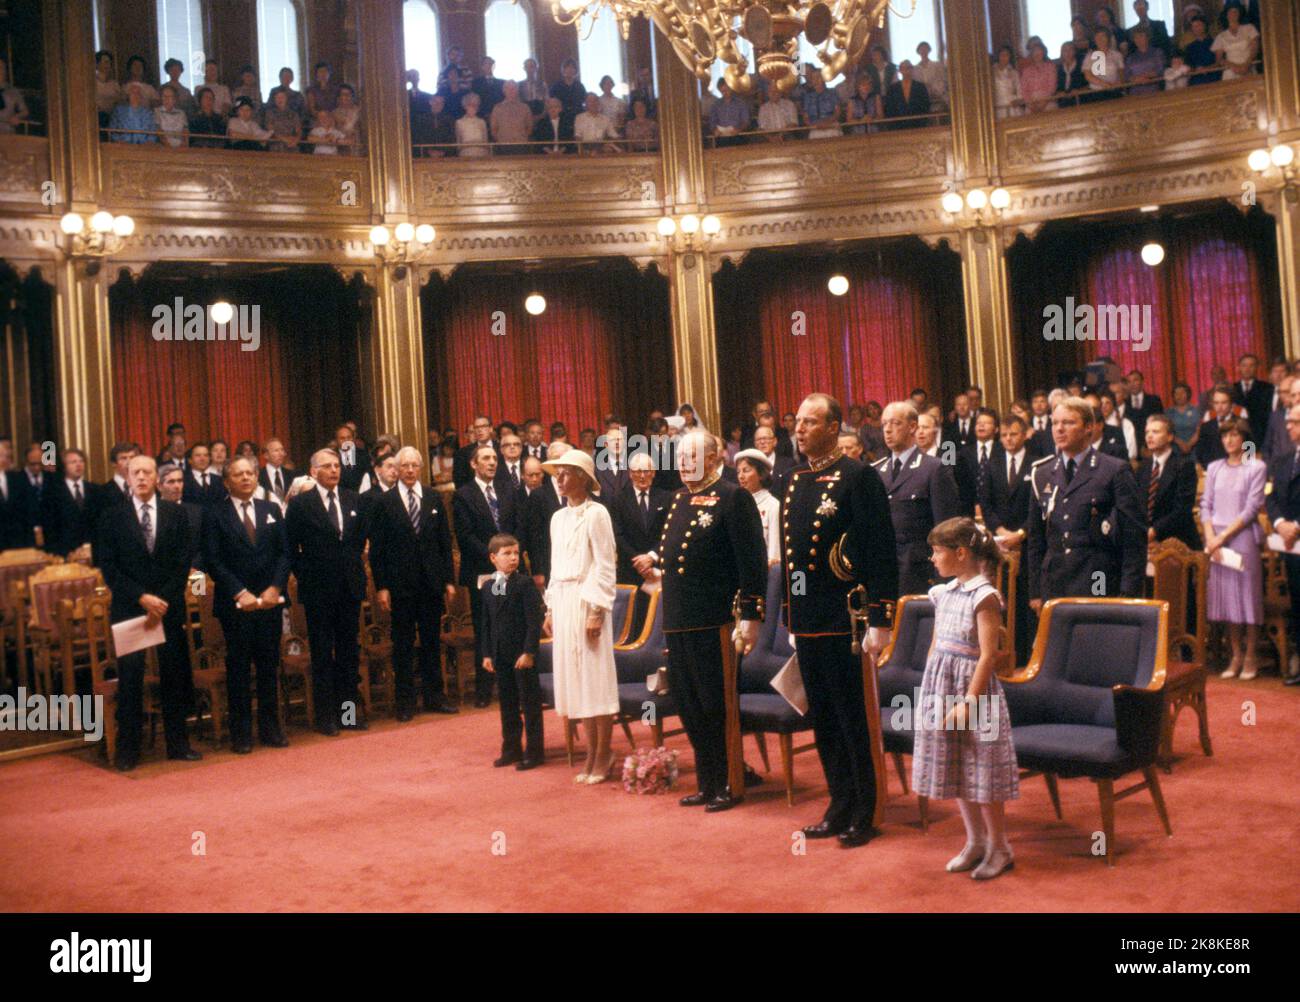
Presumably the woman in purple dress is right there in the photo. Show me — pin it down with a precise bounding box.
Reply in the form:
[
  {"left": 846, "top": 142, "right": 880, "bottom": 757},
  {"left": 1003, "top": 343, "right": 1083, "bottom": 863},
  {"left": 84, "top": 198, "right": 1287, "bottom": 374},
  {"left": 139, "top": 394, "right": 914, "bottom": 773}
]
[{"left": 1201, "top": 417, "right": 1266, "bottom": 680}]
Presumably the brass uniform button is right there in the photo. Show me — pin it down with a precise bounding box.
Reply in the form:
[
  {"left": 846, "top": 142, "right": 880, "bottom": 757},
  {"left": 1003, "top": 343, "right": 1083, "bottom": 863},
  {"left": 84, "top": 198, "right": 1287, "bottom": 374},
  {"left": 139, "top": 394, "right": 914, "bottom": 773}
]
[
  {"left": 786, "top": 548, "right": 793, "bottom": 556},
  {"left": 812, "top": 534, "right": 819, "bottom": 542},
  {"left": 813, "top": 520, "right": 821, "bottom": 527},
  {"left": 678, "top": 568, "right": 685, "bottom": 575},
  {"left": 807, "top": 563, "right": 815, "bottom": 570}
]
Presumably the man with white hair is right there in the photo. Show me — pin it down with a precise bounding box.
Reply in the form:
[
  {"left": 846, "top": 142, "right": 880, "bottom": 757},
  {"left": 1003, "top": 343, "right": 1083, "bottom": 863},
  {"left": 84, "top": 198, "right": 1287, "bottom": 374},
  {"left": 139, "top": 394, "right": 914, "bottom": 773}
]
[
  {"left": 368, "top": 445, "right": 459, "bottom": 719},
  {"left": 610, "top": 451, "right": 672, "bottom": 584}
]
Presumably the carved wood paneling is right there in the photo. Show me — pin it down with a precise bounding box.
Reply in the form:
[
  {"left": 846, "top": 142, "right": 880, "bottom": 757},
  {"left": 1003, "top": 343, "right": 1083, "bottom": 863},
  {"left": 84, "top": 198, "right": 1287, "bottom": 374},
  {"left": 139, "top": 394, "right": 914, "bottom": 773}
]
[{"left": 0, "top": 137, "right": 51, "bottom": 207}]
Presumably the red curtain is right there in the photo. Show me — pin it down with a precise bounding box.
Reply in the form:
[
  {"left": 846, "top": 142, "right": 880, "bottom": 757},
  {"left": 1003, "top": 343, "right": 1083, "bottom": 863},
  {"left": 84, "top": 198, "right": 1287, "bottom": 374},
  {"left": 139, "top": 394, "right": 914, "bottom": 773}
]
[
  {"left": 423, "top": 264, "right": 673, "bottom": 436},
  {"left": 715, "top": 242, "right": 969, "bottom": 425},
  {"left": 1010, "top": 207, "right": 1282, "bottom": 399}
]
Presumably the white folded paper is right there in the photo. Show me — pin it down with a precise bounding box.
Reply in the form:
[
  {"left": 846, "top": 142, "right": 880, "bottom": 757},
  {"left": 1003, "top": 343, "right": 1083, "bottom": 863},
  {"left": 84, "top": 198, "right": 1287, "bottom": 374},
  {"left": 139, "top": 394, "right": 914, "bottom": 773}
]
[
  {"left": 111, "top": 615, "right": 165, "bottom": 656},
  {"left": 1267, "top": 533, "right": 1300, "bottom": 555},
  {"left": 1145, "top": 561, "right": 1155, "bottom": 578},
  {"left": 770, "top": 654, "right": 808, "bottom": 716},
  {"left": 1211, "top": 547, "right": 1245, "bottom": 571}
]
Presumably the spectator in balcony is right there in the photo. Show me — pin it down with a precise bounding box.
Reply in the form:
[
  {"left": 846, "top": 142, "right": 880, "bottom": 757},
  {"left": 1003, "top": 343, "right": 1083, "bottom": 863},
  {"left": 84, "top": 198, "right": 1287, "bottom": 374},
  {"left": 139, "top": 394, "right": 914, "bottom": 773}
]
[
  {"left": 0, "top": 57, "right": 30, "bottom": 134},
  {"left": 1178, "top": 3, "right": 1206, "bottom": 47},
  {"left": 109, "top": 82, "right": 157, "bottom": 143},
  {"left": 1125, "top": 25, "right": 1167, "bottom": 94},
  {"left": 428, "top": 93, "right": 456, "bottom": 156},
  {"left": 991, "top": 45, "right": 1022, "bottom": 119},
  {"left": 95, "top": 50, "right": 121, "bottom": 125},
  {"left": 473, "top": 57, "right": 505, "bottom": 119},
  {"left": 575, "top": 92, "right": 619, "bottom": 153},
  {"left": 306, "top": 61, "right": 340, "bottom": 117},
  {"left": 802, "top": 70, "right": 840, "bottom": 139},
  {"left": 884, "top": 59, "right": 931, "bottom": 129},
  {"left": 844, "top": 74, "right": 882, "bottom": 134},
  {"left": 232, "top": 65, "right": 262, "bottom": 118},
  {"left": 1020, "top": 38, "right": 1058, "bottom": 113},
  {"left": 269, "top": 67, "right": 306, "bottom": 121},
  {"left": 124, "top": 55, "right": 159, "bottom": 108},
  {"left": 188, "top": 87, "right": 226, "bottom": 147},
  {"left": 551, "top": 59, "right": 587, "bottom": 118},
  {"left": 712, "top": 78, "right": 754, "bottom": 145},
  {"left": 490, "top": 79, "right": 532, "bottom": 155},
  {"left": 1096, "top": 7, "right": 1128, "bottom": 52},
  {"left": 530, "top": 96, "right": 574, "bottom": 155},
  {"left": 437, "top": 45, "right": 468, "bottom": 91},
  {"left": 155, "top": 84, "right": 189, "bottom": 148},
  {"left": 438, "top": 65, "right": 469, "bottom": 120},
  {"left": 264, "top": 87, "right": 303, "bottom": 152},
  {"left": 1164, "top": 49, "right": 1192, "bottom": 88},
  {"left": 758, "top": 84, "right": 799, "bottom": 139},
  {"left": 628, "top": 66, "right": 656, "bottom": 118},
  {"left": 161, "top": 58, "right": 195, "bottom": 115},
  {"left": 1056, "top": 41, "right": 1087, "bottom": 106},
  {"left": 200, "top": 59, "right": 232, "bottom": 116},
  {"left": 864, "top": 45, "right": 897, "bottom": 98},
  {"left": 698, "top": 80, "right": 718, "bottom": 122},
  {"left": 407, "top": 69, "right": 433, "bottom": 155},
  {"left": 1082, "top": 28, "right": 1125, "bottom": 102},
  {"left": 308, "top": 109, "right": 345, "bottom": 155},
  {"left": 596, "top": 75, "right": 627, "bottom": 130},
  {"left": 1130, "top": 0, "right": 1173, "bottom": 56},
  {"left": 454, "top": 91, "right": 490, "bottom": 157},
  {"left": 1212, "top": 3, "right": 1259, "bottom": 80},
  {"left": 913, "top": 41, "right": 947, "bottom": 110},
  {"left": 1184, "top": 15, "right": 1220, "bottom": 84},
  {"left": 1069, "top": 16, "right": 1093, "bottom": 53},
  {"left": 624, "top": 98, "right": 659, "bottom": 151},
  {"left": 519, "top": 58, "right": 548, "bottom": 116},
  {"left": 227, "top": 97, "right": 272, "bottom": 150},
  {"left": 333, "top": 84, "right": 361, "bottom": 152}
]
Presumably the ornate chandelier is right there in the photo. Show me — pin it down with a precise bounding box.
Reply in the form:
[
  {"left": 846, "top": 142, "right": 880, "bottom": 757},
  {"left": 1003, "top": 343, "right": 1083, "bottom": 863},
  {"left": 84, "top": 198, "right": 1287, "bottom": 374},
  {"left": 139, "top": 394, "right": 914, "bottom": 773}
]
[{"left": 551, "top": 0, "right": 911, "bottom": 96}]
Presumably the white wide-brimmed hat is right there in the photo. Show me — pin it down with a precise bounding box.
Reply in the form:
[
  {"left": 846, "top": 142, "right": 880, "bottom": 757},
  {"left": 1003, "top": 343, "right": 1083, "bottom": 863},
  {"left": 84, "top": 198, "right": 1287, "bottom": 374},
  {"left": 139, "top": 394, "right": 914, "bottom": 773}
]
[
  {"left": 542, "top": 448, "right": 597, "bottom": 486},
  {"left": 733, "top": 448, "right": 774, "bottom": 471}
]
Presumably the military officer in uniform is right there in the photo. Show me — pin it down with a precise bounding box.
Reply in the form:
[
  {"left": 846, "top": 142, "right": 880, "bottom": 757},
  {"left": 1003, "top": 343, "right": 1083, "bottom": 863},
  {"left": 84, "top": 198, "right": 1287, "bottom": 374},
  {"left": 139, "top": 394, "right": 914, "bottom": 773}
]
[
  {"left": 1264, "top": 403, "right": 1300, "bottom": 684},
  {"left": 783, "top": 393, "right": 899, "bottom": 848},
  {"left": 1026, "top": 396, "right": 1146, "bottom": 610},
  {"left": 872, "top": 401, "right": 960, "bottom": 596},
  {"left": 657, "top": 430, "right": 768, "bottom": 812}
]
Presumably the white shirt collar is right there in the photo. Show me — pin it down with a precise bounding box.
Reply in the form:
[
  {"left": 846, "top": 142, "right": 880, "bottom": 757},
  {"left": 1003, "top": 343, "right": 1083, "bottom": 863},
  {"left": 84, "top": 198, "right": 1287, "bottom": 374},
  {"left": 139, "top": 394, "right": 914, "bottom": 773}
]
[
  {"left": 944, "top": 573, "right": 991, "bottom": 593},
  {"left": 402, "top": 481, "right": 422, "bottom": 502},
  {"left": 132, "top": 493, "right": 155, "bottom": 516},
  {"left": 1007, "top": 448, "right": 1025, "bottom": 466},
  {"left": 890, "top": 444, "right": 916, "bottom": 465},
  {"left": 752, "top": 488, "right": 772, "bottom": 504},
  {"left": 1152, "top": 447, "right": 1172, "bottom": 466},
  {"left": 231, "top": 495, "right": 257, "bottom": 516},
  {"left": 66, "top": 477, "right": 82, "bottom": 491},
  {"left": 475, "top": 476, "right": 495, "bottom": 495},
  {"left": 315, "top": 483, "right": 339, "bottom": 505}
]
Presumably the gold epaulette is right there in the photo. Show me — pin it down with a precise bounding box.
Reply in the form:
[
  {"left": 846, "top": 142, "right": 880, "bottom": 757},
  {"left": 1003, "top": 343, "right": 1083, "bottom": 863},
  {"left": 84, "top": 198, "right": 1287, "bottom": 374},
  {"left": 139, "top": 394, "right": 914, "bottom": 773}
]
[{"left": 828, "top": 533, "right": 854, "bottom": 582}]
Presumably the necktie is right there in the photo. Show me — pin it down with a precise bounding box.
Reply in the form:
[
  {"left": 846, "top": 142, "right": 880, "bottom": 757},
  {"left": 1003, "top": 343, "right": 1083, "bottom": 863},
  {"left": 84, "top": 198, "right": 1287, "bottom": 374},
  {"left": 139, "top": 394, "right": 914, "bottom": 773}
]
[
  {"left": 202, "top": 472, "right": 209, "bottom": 489},
  {"left": 140, "top": 502, "right": 154, "bottom": 554},
  {"left": 1148, "top": 461, "right": 1161, "bottom": 519},
  {"left": 73, "top": 481, "right": 84, "bottom": 507},
  {"left": 0, "top": 475, "right": 6, "bottom": 502},
  {"left": 275, "top": 468, "right": 285, "bottom": 498},
  {"left": 891, "top": 457, "right": 902, "bottom": 483},
  {"left": 486, "top": 484, "right": 500, "bottom": 528},
  {"left": 242, "top": 501, "right": 257, "bottom": 544},
  {"left": 407, "top": 487, "right": 421, "bottom": 532},
  {"left": 1065, "top": 458, "right": 1077, "bottom": 485},
  {"left": 979, "top": 444, "right": 989, "bottom": 467},
  {"left": 510, "top": 463, "right": 520, "bottom": 489},
  {"left": 326, "top": 490, "right": 341, "bottom": 538},
  {"left": 1008, "top": 456, "right": 1018, "bottom": 491},
  {"left": 121, "top": 480, "right": 130, "bottom": 499},
  {"left": 640, "top": 490, "right": 649, "bottom": 529}
]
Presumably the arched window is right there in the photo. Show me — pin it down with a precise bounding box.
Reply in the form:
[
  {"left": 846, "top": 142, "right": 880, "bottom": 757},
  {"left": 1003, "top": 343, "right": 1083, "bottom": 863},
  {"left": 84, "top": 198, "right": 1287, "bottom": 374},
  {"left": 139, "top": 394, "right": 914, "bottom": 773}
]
[
  {"left": 1021, "top": 0, "right": 1074, "bottom": 56},
  {"left": 403, "top": 0, "right": 442, "bottom": 90},
  {"left": 887, "top": 0, "right": 942, "bottom": 63},
  {"left": 257, "top": 0, "right": 302, "bottom": 95},
  {"left": 485, "top": 0, "right": 533, "bottom": 84},
  {"left": 156, "top": 0, "right": 205, "bottom": 92},
  {"left": 576, "top": 12, "right": 626, "bottom": 92}
]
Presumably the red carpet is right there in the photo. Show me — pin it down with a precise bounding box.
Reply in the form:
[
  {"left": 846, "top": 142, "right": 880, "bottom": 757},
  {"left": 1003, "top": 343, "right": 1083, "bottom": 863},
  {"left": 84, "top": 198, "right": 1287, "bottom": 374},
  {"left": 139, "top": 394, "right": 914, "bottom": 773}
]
[{"left": 1, "top": 676, "right": 1298, "bottom": 912}]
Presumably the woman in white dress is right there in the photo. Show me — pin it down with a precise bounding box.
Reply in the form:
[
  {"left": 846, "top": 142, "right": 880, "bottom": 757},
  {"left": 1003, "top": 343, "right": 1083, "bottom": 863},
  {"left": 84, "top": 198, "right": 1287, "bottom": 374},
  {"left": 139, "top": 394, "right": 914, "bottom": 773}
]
[
  {"left": 992, "top": 45, "right": 1022, "bottom": 119},
  {"left": 541, "top": 449, "right": 619, "bottom": 784},
  {"left": 734, "top": 448, "right": 780, "bottom": 565}
]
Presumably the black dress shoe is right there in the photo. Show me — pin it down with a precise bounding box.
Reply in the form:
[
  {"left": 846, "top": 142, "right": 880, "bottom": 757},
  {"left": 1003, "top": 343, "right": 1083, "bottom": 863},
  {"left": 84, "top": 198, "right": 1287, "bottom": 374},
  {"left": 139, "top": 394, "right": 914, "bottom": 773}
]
[
  {"left": 473, "top": 695, "right": 491, "bottom": 708},
  {"left": 837, "top": 824, "right": 882, "bottom": 848},
  {"left": 743, "top": 765, "right": 763, "bottom": 788},
  {"left": 232, "top": 741, "right": 253, "bottom": 755},
  {"left": 115, "top": 757, "right": 138, "bottom": 773},
  {"left": 679, "top": 791, "right": 711, "bottom": 807},
  {"left": 167, "top": 748, "right": 203, "bottom": 762},
  {"left": 705, "top": 792, "right": 741, "bottom": 813},
  {"left": 515, "top": 757, "right": 543, "bottom": 771},
  {"left": 802, "top": 819, "right": 848, "bottom": 839},
  {"left": 317, "top": 722, "right": 340, "bottom": 737},
  {"left": 425, "top": 698, "right": 460, "bottom": 714},
  {"left": 261, "top": 733, "right": 290, "bottom": 748},
  {"left": 494, "top": 752, "right": 523, "bottom": 768}
]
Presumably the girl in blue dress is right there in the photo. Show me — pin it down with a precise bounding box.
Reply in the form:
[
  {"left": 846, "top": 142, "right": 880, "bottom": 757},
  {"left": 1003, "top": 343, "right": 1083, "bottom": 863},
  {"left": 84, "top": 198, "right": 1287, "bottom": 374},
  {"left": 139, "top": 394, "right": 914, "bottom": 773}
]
[{"left": 912, "top": 517, "right": 1019, "bottom": 880}]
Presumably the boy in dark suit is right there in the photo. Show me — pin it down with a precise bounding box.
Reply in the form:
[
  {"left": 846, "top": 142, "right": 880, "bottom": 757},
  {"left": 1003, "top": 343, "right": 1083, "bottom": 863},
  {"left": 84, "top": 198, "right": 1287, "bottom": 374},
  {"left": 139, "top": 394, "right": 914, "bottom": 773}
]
[{"left": 481, "top": 534, "right": 545, "bottom": 769}]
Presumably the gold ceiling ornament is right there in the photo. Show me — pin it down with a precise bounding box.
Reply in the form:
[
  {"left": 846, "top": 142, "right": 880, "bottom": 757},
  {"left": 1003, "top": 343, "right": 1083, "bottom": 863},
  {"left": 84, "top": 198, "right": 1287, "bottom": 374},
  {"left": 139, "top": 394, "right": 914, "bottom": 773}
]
[{"left": 550, "top": 0, "right": 913, "bottom": 96}]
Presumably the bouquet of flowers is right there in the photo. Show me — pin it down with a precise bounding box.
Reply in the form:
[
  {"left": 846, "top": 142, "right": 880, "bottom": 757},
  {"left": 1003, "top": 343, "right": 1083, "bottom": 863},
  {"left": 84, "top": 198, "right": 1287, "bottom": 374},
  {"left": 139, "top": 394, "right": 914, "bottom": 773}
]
[{"left": 621, "top": 745, "right": 679, "bottom": 794}]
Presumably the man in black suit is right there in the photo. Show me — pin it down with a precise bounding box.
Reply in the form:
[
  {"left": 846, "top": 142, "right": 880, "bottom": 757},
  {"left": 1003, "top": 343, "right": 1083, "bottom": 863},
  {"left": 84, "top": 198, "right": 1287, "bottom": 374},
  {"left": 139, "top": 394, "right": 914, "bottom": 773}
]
[
  {"left": 1265, "top": 403, "right": 1300, "bottom": 684},
  {"left": 1195, "top": 386, "right": 1237, "bottom": 468},
  {"left": 285, "top": 447, "right": 369, "bottom": 734},
  {"left": 94, "top": 455, "right": 200, "bottom": 770},
  {"left": 955, "top": 408, "right": 1002, "bottom": 517},
  {"left": 610, "top": 452, "right": 671, "bottom": 584},
  {"left": 453, "top": 414, "right": 498, "bottom": 488},
  {"left": 519, "top": 453, "right": 562, "bottom": 586},
  {"left": 1264, "top": 375, "right": 1296, "bottom": 461},
  {"left": 1123, "top": 370, "right": 1163, "bottom": 449},
  {"left": 358, "top": 453, "right": 399, "bottom": 525},
  {"left": 530, "top": 96, "right": 575, "bottom": 154},
  {"left": 258, "top": 437, "right": 296, "bottom": 506},
  {"left": 100, "top": 442, "right": 138, "bottom": 508},
  {"left": 155, "top": 423, "right": 187, "bottom": 472},
  {"left": 158, "top": 463, "right": 205, "bottom": 572},
  {"left": 1231, "top": 353, "right": 1273, "bottom": 446},
  {"left": 494, "top": 427, "right": 527, "bottom": 498},
  {"left": 40, "top": 448, "right": 100, "bottom": 557},
  {"left": 595, "top": 421, "right": 630, "bottom": 501},
  {"left": 369, "top": 446, "right": 459, "bottom": 719},
  {"left": 1129, "top": 0, "right": 1172, "bottom": 54},
  {"left": 0, "top": 438, "right": 35, "bottom": 548},
  {"left": 335, "top": 423, "right": 373, "bottom": 493},
  {"left": 203, "top": 456, "right": 292, "bottom": 753},
  {"left": 1086, "top": 393, "right": 1130, "bottom": 462},
  {"left": 481, "top": 534, "right": 546, "bottom": 768},
  {"left": 979, "top": 415, "right": 1036, "bottom": 664},
  {"left": 181, "top": 443, "right": 227, "bottom": 507},
  {"left": 521, "top": 420, "right": 548, "bottom": 464},
  {"left": 17, "top": 441, "right": 50, "bottom": 541},
  {"left": 1137, "top": 415, "right": 1201, "bottom": 551},
  {"left": 883, "top": 59, "right": 931, "bottom": 129},
  {"left": 942, "top": 393, "right": 975, "bottom": 451},
  {"left": 454, "top": 442, "right": 518, "bottom": 707},
  {"left": 751, "top": 425, "right": 795, "bottom": 496}
]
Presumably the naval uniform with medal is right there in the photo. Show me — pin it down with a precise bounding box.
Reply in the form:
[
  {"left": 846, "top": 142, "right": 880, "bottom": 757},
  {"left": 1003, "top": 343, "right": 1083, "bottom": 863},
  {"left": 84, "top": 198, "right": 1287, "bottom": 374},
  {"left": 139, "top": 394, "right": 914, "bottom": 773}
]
[
  {"left": 657, "top": 471, "right": 767, "bottom": 810},
  {"left": 1025, "top": 444, "right": 1146, "bottom": 603},
  {"left": 781, "top": 447, "right": 898, "bottom": 845},
  {"left": 871, "top": 444, "right": 961, "bottom": 596}
]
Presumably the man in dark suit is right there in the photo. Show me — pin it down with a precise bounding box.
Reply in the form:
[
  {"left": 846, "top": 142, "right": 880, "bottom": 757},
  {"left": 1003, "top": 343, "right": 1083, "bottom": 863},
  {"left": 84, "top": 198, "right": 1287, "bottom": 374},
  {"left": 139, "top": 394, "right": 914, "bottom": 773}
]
[
  {"left": 94, "top": 455, "right": 199, "bottom": 770},
  {"left": 258, "top": 437, "right": 296, "bottom": 506},
  {"left": 158, "top": 464, "right": 205, "bottom": 572},
  {"left": 595, "top": 422, "right": 631, "bottom": 501},
  {"left": 453, "top": 414, "right": 498, "bottom": 488},
  {"left": 1137, "top": 415, "right": 1201, "bottom": 551},
  {"left": 883, "top": 60, "right": 931, "bottom": 128},
  {"left": 181, "top": 443, "right": 227, "bottom": 507},
  {"left": 610, "top": 452, "right": 671, "bottom": 584},
  {"left": 0, "top": 438, "right": 35, "bottom": 548},
  {"left": 942, "top": 393, "right": 975, "bottom": 451},
  {"left": 521, "top": 420, "right": 548, "bottom": 464},
  {"left": 873, "top": 401, "right": 961, "bottom": 596},
  {"left": 530, "top": 96, "right": 575, "bottom": 154},
  {"left": 494, "top": 427, "right": 528, "bottom": 499},
  {"left": 1231, "top": 353, "right": 1273, "bottom": 446},
  {"left": 1027, "top": 397, "right": 1146, "bottom": 608},
  {"left": 519, "top": 454, "right": 562, "bottom": 585},
  {"left": 1086, "top": 393, "right": 1130, "bottom": 462},
  {"left": 101, "top": 442, "right": 139, "bottom": 508},
  {"left": 979, "top": 415, "right": 1036, "bottom": 664},
  {"left": 17, "top": 441, "right": 50, "bottom": 541},
  {"left": 40, "top": 448, "right": 101, "bottom": 557},
  {"left": 358, "top": 453, "right": 399, "bottom": 526},
  {"left": 1123, "top": 370, "right": 1164, "bottom": 449},
  {"left": 285, "top": 447, "right": 369, "bottom": 734},
  {"left": 334, "top": 424, "right": 373, "bottom": 494},
  {"left": 454, "top": 442, "right": 518, "bottom": 707},
  {"left": 955, "top": 408, "right": 1002, "bottom": 517},
  {"left": 752, "top": 425, "right": 795, "bottom": 496},
  {"left": 1195, "top": 386, "right": 1238, "bottom": 468},
  {"left": 1264, "top": 375, "right": 1296, "bottom": 461},
  {"left": 480, "top": 535, "right": 546, "bottom": 768},
  {"left": 155, "top": 423, "right": 187, "bottom": 472},
  {"left": 202, "top": 456, "right": 291, "bottom": 753},
  {"left": 369, "top": 446, "right": 459, "bottom": 719},
  {"left": 1265, "top": 403, "right": 1300, "bottom": 684}
]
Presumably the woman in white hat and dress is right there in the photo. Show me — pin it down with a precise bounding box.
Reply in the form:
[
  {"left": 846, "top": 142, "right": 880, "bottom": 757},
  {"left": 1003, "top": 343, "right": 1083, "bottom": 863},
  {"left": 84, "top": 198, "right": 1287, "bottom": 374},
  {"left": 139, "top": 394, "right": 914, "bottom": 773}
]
[
  {"left": 541, "top": 448, "right": 620, "bottom": 783},
  {"left": 733, "top": 448, "right": 781, "bottom": 565}
]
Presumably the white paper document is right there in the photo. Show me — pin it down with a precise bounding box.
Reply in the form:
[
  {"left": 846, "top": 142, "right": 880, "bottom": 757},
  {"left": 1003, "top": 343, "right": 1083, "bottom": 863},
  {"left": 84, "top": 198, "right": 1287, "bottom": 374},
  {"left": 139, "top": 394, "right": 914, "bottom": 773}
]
[
  {"left": 1211, "top": 548, "right": 1244, "bottom": 571},
  {"left": 770, "top": 654, "right": 808, "bottom": 716},
  {"left": 111, "top": 616, "right": 165, "bottom": 656},
  {"left": 1267, "top": 533, "right": 1300, "bottom": 555}
]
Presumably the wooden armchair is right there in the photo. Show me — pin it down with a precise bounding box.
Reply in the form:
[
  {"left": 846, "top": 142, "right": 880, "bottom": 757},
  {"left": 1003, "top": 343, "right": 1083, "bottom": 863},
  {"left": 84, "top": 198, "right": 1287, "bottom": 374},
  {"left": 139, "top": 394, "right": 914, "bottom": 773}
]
[
  {"left": 439, "top": 585, "right": 476, "bottom": 704},
  {"left": 26, "top": 563, "right": 105, "bottom": 694},
  {"left": 82, "top": 594, "right": 120, "bottom": 764},
  {"left": 359, "top": 565, "right": 394, "bottom": 716},
  {"left": 1148, "top": 538, "right": 1211, "bottom": 770},
  {"left": 182, "top": 574, "right": 228, "bottom": 747},
  {"left": 279, "top": 577, "right": 315, "bottom": 729},
  {"left": 1262, "top": 550, "right": 1291, "bottom": 677},
  {"left": 994, "top": 548, "right": 1021, "bottom": 674},
  {"left": 0, "top": 549, "right": 58, "bottom": 689}
]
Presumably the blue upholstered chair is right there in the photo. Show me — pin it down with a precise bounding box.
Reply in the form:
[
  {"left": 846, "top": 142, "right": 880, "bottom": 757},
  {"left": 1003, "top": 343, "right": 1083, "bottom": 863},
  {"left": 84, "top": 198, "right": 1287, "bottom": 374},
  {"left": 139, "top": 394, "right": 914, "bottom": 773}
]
[
  {"left": 1002, "top": 598, "right": 1173, "bottom": 866},
  {"left": 613, "top": 590, "right": 683, "bottom": 748},
  {"left": 875, "top": 594, "right": 936, "bottom": 828}
]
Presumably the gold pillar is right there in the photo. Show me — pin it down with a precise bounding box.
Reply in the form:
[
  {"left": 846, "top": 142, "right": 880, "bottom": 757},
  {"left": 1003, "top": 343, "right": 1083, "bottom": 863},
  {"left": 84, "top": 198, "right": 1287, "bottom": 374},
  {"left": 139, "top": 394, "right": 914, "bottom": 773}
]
[
  {"left": 958, "top": 229, "right": 1017, "bottom": 412},
  {"left": 655, "top": 34, "right": 720, "bottom": 431},
  {"left": 53, "top": 260, "right": 115, "bottom": 482},
  {"left": 1, "top": 293, "right": 33, "bottom": 448},
  {"left": 365, "top": 265, "right": 429, "bottom": 468},
  {"left": 1261, "top": 1, "right": 1300, "bottom": 356}
]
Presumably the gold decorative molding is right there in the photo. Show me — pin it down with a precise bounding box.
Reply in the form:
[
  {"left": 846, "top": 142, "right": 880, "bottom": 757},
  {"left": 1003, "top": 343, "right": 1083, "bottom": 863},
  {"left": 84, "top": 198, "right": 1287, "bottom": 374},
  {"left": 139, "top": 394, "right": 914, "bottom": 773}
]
[
  {"left": 414, "top": 156, "right": 661, "bottom": 216},
  {"left": 0, "top": 138, "right": 49, "bottom": 203},
  {"left": 1008, "top": 162, "right": 1252, "bottom": 219}
]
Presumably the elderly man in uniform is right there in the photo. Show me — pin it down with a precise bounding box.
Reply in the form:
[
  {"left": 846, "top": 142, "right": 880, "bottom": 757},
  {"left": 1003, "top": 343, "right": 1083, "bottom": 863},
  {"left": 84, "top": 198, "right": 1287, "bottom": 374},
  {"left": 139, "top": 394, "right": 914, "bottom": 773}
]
[
  {"left": 871, "top": 401, "right": 960, "bottom": 597},
  {"left": 1026, "top": 396, "right": 1146, "bottom": 610},
  {"left": 783, "top": 393, "right": 899, "bottom": 848},
  {"left": 656, "top": 430, "right": 767, "bottom": 813}
]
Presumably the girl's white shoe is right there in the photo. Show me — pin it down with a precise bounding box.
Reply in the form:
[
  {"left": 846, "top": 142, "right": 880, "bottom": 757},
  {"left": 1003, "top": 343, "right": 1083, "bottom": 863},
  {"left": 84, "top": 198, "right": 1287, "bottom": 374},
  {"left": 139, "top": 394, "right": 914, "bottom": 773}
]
[
  {"left": 945, "top": 842, "right": 987, "bottom": 873},
  {"left": 971, "top": 848, "right": 1015, "bottom": 880}
]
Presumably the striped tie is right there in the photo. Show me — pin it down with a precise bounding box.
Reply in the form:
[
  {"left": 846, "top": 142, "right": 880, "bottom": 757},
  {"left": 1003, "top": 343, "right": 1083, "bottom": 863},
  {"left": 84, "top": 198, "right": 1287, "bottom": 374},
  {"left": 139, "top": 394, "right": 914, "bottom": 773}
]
[
  {"left": 407, "top": 487, "right": 421, "bottom": 533},
  {"left": 1148, "top": 460, "right": 1161, "bottom": 520}
]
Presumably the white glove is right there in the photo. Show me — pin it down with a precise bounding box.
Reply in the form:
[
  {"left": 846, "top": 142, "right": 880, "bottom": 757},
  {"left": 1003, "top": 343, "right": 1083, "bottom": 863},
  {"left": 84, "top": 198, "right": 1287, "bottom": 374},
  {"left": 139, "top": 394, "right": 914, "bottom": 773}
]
[{"left": 867, "top": 627, "right": 890, "bottom": 657}]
